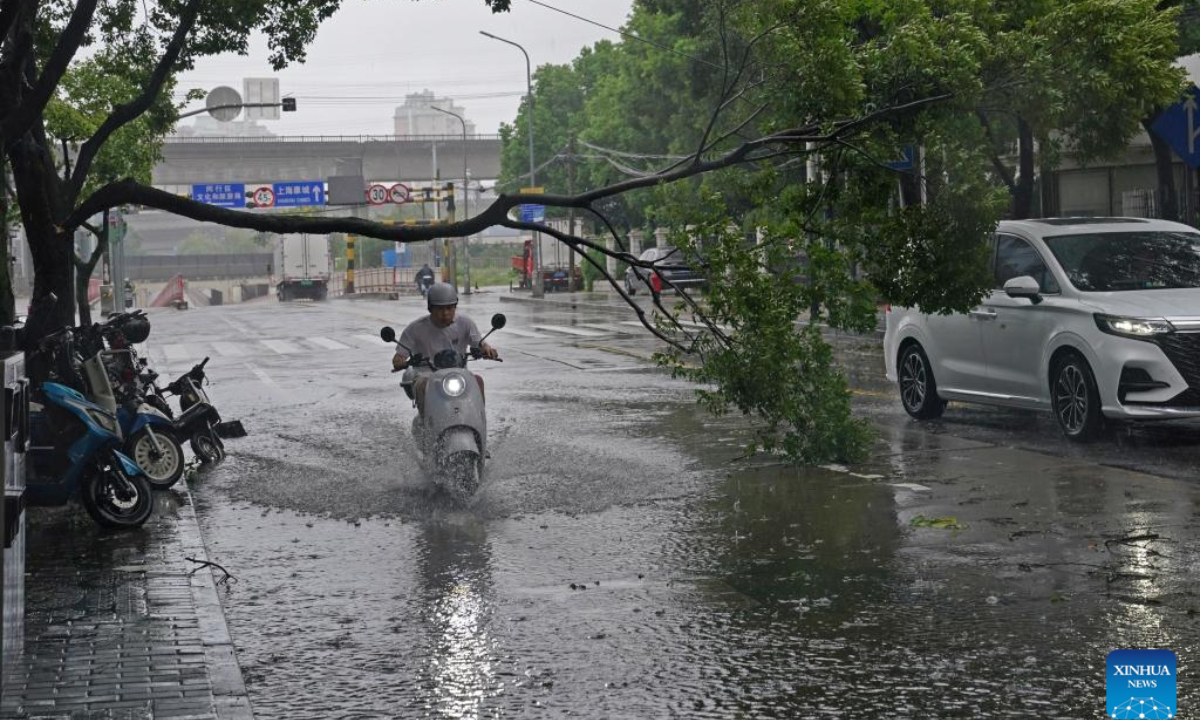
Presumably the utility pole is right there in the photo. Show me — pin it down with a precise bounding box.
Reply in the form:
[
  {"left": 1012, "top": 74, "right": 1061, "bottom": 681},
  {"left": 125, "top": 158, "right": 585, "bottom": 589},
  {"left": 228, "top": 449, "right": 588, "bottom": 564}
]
[
  {"left": 431, "top": 105, "right": 471, "bottom": 294},
  {"left": 567, "top": 134, "right": 577, "bottom": 292}
]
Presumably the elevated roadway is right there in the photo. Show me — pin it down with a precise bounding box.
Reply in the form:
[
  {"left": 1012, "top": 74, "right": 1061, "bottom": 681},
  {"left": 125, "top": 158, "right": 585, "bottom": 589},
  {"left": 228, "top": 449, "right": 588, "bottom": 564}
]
[{"left": 152, "top": 134, "right": 504, "bottom": 189}]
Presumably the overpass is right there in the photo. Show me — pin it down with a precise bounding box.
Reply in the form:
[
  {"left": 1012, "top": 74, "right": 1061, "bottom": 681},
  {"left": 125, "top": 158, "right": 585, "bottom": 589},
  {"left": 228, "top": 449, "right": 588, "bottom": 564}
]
[{"left": 151, "top": 134, "right": 504, "bottom": 192}]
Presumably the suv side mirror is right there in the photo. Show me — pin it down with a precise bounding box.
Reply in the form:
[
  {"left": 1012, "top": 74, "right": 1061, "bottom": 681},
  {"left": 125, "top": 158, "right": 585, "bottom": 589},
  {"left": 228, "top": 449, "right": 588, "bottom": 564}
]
[{"left": 1004, "top": 276, "right": 1042, "bottom": 304}]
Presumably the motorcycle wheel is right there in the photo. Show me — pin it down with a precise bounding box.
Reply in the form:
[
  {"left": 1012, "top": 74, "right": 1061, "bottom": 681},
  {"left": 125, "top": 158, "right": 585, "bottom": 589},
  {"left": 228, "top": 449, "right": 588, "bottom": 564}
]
[
  {"left": 446, "top": 451, "right": 481, "bottom": 498},
  {"left": 130, "top": 429, "right": 184, "bottom": 489},
  {"left": 81, "top": 457, "right": 154, "bottom": 529},
  {"left": 191, "top": 431, "right": 225, "bottom": 464}
]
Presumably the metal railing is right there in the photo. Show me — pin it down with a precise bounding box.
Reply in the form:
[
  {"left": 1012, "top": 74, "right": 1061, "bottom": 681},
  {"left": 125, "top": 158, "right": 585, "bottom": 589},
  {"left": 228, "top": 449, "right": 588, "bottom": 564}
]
[
  {"left": 331, "top": 267, "right": 431, "bottom": 296},
  {"left": 164, "top": 134, "right": 502, "bottom": 144}
]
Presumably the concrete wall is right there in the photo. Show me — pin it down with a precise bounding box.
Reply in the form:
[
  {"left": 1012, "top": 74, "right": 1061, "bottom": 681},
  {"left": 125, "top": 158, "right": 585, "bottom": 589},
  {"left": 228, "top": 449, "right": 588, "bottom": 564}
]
[{"left": 126, "top": 253, "right": 273, "bottom": 281}]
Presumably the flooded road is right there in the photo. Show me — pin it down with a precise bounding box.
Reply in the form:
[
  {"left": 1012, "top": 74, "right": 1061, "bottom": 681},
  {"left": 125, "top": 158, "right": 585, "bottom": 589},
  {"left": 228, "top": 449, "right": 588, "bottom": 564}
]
[{"left": 143, "top": 295, "right": 1200, "bottom": 718}]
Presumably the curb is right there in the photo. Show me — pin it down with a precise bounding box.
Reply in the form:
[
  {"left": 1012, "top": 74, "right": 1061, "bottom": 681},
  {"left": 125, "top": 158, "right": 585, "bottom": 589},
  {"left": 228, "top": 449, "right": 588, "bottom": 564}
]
[{"left": 177, "top": 490, "right": 255, "bottom": 720}]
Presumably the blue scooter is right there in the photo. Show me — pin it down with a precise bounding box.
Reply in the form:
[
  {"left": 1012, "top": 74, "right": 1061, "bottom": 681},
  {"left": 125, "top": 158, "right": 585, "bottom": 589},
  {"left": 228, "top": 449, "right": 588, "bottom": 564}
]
[{"left": 26, "top": 328, "right": 154, "bottom": 529}]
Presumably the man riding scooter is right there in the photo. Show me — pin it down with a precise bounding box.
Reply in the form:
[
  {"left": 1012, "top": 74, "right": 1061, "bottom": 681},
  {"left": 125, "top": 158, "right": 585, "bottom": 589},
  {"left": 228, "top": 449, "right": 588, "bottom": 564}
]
[
  {"left": 391, "top": 283, "right": 499, "bottom": 416},
  {"left": 415, "top": 263, "right": 435, "bottom": 298}
]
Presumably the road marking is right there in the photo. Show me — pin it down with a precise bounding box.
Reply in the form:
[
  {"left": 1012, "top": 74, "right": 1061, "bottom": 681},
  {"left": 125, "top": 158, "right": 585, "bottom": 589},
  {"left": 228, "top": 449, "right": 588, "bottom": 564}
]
[
  {"left": 499, "top": 328, "right": 549, "bottom": 339},
  {"left": 163, "top": 344, "right": 195, "bottom": 362},
  {"left": 579, "top": 323, "right": 635, "bottom": 335},
  {"left": 244, "top": 363, "right": 280, "bottom": 388},
  {"left": 260, "top": 339, "right": 303, "bottom": 355},
  {"left": 307, "top": 337, "right": 351, "bottom": 350},
  {"left": 218, "top": 315, "right": 251, "bottom": 336},
  {"left": 532, "top": 324, "right": 607, "bottom": 337},
  {"left": 212, "top": 342, "right": 247, "bottom": 357},
  {"left": 354, "top": 334, "right": 392, "bottom": 347}
]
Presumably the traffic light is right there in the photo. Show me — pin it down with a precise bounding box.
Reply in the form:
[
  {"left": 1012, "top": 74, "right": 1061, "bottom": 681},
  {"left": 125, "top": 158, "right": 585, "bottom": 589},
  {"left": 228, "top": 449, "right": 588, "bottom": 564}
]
[{"left": 281, "top": 97, "right": 297, "bottom": 112}]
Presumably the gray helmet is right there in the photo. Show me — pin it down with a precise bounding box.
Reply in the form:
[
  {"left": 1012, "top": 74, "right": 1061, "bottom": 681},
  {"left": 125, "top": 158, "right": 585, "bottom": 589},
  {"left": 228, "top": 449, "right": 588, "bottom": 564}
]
[{"left": 426, "top": 282, "right": 458, "bottom": 308}]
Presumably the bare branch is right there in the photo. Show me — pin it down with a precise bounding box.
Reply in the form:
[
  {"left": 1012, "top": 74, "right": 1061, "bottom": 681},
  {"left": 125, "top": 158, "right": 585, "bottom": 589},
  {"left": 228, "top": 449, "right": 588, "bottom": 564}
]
[
  {"left": 0, "top": 0, "right": 99, "bottom": 143},
  {"left": 70, "top": 0, "right": 203, "bottom": 198}
]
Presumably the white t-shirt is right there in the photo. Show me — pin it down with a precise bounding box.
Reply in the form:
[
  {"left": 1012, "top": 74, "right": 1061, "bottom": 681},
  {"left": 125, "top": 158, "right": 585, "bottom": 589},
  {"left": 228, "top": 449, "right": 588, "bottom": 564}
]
[{"left": 398, "top": 314, "right": 482, "bottom": 360}]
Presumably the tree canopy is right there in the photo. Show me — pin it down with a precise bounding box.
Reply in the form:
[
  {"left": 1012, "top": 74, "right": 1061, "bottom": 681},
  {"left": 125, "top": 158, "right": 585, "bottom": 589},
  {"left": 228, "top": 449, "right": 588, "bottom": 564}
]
[{"left": 0, "top": 0, "right": 1188, "bottom": 464}]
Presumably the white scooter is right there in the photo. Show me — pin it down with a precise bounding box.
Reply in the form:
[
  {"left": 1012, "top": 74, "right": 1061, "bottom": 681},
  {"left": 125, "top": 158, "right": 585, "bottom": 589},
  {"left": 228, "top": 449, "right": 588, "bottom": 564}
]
[{"left": 380, "top": 314, "right": 505, "bottom": 498}]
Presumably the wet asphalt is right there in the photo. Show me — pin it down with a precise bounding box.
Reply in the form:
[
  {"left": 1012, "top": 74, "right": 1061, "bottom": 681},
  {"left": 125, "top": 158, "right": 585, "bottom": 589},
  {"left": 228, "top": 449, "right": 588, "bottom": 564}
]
[{"left": 140, "top": 291, "right": 1200, "bottom": 718}]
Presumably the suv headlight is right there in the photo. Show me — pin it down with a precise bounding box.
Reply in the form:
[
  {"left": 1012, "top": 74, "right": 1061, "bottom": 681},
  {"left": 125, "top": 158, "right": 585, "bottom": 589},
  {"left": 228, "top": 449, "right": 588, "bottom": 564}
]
[
  {"left": 442, "top": 374, "right": 467, "bottom": 398},
  {"left": 1094, "top": 314, "right": 1174, "bottom": 339}
]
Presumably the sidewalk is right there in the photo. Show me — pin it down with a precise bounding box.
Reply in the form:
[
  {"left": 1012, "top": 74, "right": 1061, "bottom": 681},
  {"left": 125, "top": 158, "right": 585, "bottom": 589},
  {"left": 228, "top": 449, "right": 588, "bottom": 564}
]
[{"left": 1, "top": 489, "right": 252, "bottom": 720}]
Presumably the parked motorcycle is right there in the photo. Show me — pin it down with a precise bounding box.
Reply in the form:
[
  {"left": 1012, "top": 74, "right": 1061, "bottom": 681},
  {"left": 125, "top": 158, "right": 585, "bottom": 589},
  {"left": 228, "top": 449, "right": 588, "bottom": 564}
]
[
  {"left": 78, "top": 313, "right": 185, "bottom": 489},
  {"left": 151, "top": 358, "right": 228, "bottom": 463},
  {"left": 26, "top": 327, "right": 155, "bottom": 529},
  {"left": 380, "top": 313, "right": 505, "bottom": 498}
]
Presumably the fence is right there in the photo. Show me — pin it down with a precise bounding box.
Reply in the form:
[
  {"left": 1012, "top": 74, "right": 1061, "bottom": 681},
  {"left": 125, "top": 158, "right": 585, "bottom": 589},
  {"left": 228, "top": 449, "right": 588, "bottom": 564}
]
[{"left": 330, "top": 267, "right": 428, "bottom": 297}]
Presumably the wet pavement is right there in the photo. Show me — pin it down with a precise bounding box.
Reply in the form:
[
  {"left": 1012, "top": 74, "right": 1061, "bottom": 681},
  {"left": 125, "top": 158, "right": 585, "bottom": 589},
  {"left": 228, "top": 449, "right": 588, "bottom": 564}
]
[
  {"left": 1, "top": 491, "right": 251, "bottom": 720},
  {"left": 129, "top": 291, "right": 1200, "bottom": 718}
]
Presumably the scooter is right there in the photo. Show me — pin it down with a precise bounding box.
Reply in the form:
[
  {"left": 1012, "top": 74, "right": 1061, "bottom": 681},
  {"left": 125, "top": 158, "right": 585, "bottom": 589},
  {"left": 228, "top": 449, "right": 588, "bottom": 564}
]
[
  {"left": 26, "top": 328, "right": 155, "bottom": 529},
  {"left": 152, "top": 358, "right": 228, "bottom": 463},
  {"left": 417, "top": 274, "right": 434, "bottom": 298},
  {"left": 78, "top": 315, "right": 185, "bottom": 489},
  {"left": 380, "top": 313, "right": 505, "bottom": 498}
]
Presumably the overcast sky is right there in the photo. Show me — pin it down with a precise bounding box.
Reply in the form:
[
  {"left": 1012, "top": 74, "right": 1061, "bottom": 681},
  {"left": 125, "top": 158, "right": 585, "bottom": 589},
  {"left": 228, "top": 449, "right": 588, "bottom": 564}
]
[{"left": 173, "top": 0, "right": 635, "bottom": 136}]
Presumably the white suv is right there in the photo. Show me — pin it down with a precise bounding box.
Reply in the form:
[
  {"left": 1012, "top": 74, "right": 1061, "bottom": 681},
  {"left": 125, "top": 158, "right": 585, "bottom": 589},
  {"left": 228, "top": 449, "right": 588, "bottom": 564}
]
[{"left": 883, "top": 217, "right": 1200, "bottom": 441}]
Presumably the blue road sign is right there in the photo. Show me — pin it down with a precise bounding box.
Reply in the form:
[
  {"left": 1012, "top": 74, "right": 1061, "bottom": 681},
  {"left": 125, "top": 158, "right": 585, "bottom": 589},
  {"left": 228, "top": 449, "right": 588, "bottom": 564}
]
[
  {"left": 518, "top": 204, "right": 546, "bottom": 223},
  {"left": 192, "top": 183, "right": 245, "bottom": 207},
  {"left": 273, "top": 180, "right": 325, "bottom": 207},
  {"left": 1151, "top": 85, "right": 1200, "bottom": 168},
  {"left": 886, "top": 145, "right": 917, "bottom": 172}
]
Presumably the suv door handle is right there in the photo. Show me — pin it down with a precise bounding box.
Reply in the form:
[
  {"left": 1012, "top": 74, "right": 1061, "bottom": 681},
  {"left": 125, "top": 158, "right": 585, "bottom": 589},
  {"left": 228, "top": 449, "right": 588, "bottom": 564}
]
[{"left": 969, "top": 309, "right": 998, "bottom": 320}]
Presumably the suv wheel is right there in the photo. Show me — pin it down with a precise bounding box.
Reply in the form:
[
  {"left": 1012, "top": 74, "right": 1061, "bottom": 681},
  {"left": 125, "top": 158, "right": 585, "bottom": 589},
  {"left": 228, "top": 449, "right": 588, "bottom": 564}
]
[
  {"left": 898, "top": 343, "right": 946, "bottom": 420},
  {"left": 1051, "top": 353, "right": 1105, "bottom": 442}
]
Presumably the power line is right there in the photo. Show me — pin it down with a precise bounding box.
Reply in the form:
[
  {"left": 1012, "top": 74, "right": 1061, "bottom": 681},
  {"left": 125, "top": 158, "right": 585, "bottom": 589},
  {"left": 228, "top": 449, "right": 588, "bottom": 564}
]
[{"left": 523, "top": 0, "right": 727, "bottom": 72}]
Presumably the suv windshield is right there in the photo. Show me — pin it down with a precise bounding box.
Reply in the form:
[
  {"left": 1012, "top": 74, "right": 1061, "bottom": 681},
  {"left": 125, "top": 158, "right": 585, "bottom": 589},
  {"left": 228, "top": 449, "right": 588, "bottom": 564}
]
[{"left": 1043, "top": 231, "right": 1200, "bottom": 292}]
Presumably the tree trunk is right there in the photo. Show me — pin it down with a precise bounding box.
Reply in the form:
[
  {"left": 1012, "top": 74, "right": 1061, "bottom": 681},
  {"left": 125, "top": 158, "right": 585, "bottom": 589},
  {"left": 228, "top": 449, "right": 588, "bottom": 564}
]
[
  {"left": 1143, "top": 115, "right": 1179, "bottom": 222},
  {"left": 1011, "top": 118, "right": 1036, "bottom": 219},
  {"left": 9, "top": 136, "right": 75, "bottom": 333},
  {"left": 0, "top": 157, "right": 15, "bottom": 327}
]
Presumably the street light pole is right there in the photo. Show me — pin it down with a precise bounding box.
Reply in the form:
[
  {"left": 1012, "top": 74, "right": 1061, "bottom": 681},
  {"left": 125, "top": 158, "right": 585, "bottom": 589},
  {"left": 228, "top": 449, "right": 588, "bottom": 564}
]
[
  {"left": 432, "top": 105, "right": 471, "bottom": 295},
  {"left": 480, "top": 30, "right": 542, "bottom": 298}
]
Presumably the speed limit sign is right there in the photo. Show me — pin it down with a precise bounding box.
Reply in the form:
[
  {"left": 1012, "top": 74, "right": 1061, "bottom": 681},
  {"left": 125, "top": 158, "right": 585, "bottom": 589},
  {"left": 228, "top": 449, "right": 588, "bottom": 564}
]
[
  {"left": 389, "top": 183, "right": 411, "bottom": 204},
  {"left": 252, "top": 186, "right": 275, "bottom": 208},
  {"left": 366, "top": 184, "right": 389, "bottom": 205}
]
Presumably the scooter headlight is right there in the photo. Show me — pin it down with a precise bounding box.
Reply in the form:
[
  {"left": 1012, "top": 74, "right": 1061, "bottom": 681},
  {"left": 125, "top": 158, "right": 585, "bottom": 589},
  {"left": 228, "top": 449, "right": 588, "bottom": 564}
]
[
  {"left": 86, "top": 408, "right": 120, "bottom": 435},
  {"left": 442, "top": 374, "right": 467, "bottom": 398}
]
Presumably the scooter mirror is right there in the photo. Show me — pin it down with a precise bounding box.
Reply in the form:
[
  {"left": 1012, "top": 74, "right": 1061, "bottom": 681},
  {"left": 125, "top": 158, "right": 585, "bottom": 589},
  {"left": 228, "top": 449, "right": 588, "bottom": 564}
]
[
  {"left": 490, "top": 314, "right": 507, "bottom": 330},
  {"left": 380, "top": 326, "right": 397, "bottom": 343}
]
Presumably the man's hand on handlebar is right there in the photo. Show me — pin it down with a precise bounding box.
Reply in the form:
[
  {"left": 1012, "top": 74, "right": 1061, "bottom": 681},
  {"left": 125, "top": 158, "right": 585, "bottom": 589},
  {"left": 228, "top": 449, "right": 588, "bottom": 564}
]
[{"left": 475, "top": 342, "right": 500, "bottom": 361}]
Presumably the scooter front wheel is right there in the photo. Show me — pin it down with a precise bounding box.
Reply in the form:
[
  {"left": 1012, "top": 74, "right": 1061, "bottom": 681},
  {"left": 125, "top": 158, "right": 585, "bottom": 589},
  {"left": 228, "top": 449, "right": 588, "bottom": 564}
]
[
  {"left": 130, "top": 429, "right": 184, "bottom": 489},
  {"left": 81, "top": 459, "right": 154, "bottom": 529},
  {"left": 191, "top": 431, "right": 225, "bottom": 464},
  {"left": 445, "top": 451, "right": 482, "bottom": 499}
]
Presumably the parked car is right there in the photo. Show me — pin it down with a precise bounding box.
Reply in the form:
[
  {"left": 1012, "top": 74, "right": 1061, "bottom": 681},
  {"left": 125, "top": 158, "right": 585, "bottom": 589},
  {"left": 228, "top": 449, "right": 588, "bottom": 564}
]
[
  {"left": 624, "top": 246, "right": 707, "bottom": 297},
  {"left": 884, "top": 217, "right": 1200, "bottom": 441}
]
